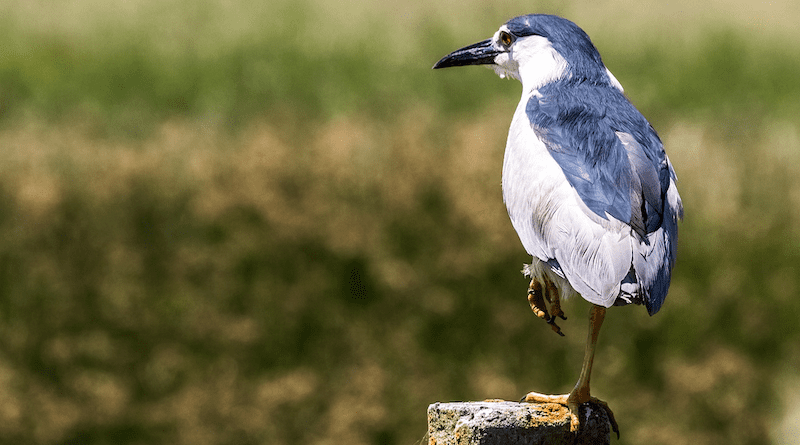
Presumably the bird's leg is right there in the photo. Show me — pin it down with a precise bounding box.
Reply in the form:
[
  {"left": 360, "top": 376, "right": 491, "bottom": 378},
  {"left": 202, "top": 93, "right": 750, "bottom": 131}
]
[
  {"left": 567, "top": 304, "right": 619, "bottom": 437},
  {"left": 527, "top": 278, "right": 565, "bottom": 336},
  {"left": 569, "top": 304, "right": 605, "bottom": 406},
  {"left": 522, "top": 304, "right": 619, "bottom": 437}
]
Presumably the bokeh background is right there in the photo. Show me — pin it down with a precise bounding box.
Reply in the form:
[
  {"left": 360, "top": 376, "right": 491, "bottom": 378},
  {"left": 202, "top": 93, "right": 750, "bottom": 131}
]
[{"left": 1, "top": 0, "right": 799, "bottom": 444}]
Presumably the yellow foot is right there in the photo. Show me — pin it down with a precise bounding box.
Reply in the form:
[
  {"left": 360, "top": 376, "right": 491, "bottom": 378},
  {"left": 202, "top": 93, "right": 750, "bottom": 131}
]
[
  {"left": 521, "top": 391, "right": 619, "bottom": 438},
  {"left": 527, "top": 278, "right": 568, "bottom": 336}
]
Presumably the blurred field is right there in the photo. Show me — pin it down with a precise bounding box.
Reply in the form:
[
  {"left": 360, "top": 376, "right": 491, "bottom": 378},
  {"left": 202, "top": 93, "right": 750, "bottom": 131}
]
[{"left": 1, "top": 1, "right": 799, "bottom": 444}]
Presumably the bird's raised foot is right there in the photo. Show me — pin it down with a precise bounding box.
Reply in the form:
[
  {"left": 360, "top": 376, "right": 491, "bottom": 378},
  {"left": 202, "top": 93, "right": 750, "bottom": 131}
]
[
  {"left": 527, "top": 278, "right": 567, "bottom": 336},
  {"left": 521, "top": 391, "right": 619, "bottom": 439},
  {"left": 542, "top": 277, "right": 567, "bottom": 320}
]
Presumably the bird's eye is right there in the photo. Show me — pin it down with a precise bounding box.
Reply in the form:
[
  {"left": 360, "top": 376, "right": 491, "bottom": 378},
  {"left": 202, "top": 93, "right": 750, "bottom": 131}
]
[{"left": 499, "top": 31, "right": 514, "bottom": 47}]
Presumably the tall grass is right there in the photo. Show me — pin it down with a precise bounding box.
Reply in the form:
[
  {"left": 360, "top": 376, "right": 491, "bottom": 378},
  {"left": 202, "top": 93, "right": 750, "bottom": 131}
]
[{"left": 0, "top": 1, "right": 799, "bottom": 444}]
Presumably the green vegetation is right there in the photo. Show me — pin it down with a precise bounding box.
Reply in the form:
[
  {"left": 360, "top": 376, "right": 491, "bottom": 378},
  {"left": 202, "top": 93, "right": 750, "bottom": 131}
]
[{"left": 0, "top": 1, "right": 799, "bottom": 444}]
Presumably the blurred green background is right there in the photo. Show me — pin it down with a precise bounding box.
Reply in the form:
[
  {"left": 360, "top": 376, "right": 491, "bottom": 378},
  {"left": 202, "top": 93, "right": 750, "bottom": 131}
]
[{"left": 1, "top": 0, "right": 799, "bottom": 444}]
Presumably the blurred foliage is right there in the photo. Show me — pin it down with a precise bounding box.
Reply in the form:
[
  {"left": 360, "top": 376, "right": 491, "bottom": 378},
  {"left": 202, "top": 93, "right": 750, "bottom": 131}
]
[
  {"left": 3, "top": 2, "right": 799, "bottom": 134},
  {"left": 0, "top": 1, "right": 799, "bottom": 444}
]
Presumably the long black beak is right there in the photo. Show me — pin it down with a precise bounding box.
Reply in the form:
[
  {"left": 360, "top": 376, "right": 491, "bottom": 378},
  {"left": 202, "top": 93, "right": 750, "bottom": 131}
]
[{"left": 432, "top": 39, "right": 499, "bottom": 69}]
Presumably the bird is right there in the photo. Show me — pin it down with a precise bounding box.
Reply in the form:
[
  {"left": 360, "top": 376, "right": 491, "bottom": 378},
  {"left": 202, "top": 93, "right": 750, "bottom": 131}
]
[{"left": 433, "top": 14, "right": 683, "bottom": 435}]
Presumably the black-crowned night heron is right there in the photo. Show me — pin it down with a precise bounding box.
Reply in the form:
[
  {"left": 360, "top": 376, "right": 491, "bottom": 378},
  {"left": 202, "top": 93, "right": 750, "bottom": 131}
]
[{"left": 434, "top": 14, "right": 683, "bottom": 436}]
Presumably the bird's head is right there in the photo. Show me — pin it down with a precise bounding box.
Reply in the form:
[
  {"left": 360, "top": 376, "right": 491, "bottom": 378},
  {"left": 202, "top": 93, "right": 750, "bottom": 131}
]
[{"left": 434, "top": 14, "right": 622, "bottom": 92}]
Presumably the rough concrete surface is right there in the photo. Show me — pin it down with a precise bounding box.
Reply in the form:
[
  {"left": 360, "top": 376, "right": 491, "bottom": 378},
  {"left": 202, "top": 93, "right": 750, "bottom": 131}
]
[{"left": 427, "top": 400, "right": 611, "bottom": 445}]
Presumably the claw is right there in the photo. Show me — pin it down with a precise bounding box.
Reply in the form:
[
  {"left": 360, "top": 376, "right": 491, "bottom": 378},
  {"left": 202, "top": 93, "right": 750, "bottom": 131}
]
[
  {"left": 546, "top": 315, "right": 565, "bottom": 336},
  {"left": 528, "top": 278, "right": 567, "bottom": 336},
  {"left": 588, "top": 397, "right": 620, "bottom": 439},
  {"left": 544, "top": 277, "right": 567, "bottom": 321}
]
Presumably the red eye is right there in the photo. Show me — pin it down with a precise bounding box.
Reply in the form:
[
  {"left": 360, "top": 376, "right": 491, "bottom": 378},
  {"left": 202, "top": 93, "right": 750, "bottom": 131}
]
[{"left": 499, "top": 31, "right": 513, "bottom": 47}]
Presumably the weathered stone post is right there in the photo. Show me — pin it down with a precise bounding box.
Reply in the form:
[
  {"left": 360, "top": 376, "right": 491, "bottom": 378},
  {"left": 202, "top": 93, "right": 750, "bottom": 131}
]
[{"left": 427, "top": 400, "right": 612, "bottom": 445}]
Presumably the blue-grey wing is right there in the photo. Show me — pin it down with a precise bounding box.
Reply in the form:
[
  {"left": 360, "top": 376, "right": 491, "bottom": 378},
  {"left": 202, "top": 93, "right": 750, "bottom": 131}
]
[
  {"left": 525, "top": 84, "right": 682, "bottom": 314},
  {"left": 527, "top": 84, "right": 668, "bottom": 236}
]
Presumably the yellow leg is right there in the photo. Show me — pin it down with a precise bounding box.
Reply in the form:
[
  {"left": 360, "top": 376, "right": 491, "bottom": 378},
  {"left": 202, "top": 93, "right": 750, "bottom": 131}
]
[
  {"left": 523, "top": 304, "right": 619, "bottom": 437},
  {"left": 569, "top": 304, "right": 605, "bottom": 405}
]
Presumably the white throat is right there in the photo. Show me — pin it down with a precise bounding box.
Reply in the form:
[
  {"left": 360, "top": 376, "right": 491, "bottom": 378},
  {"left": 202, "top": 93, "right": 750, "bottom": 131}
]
[{"left": 492, "top": 35, "right": 568, "bottom": 92}]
